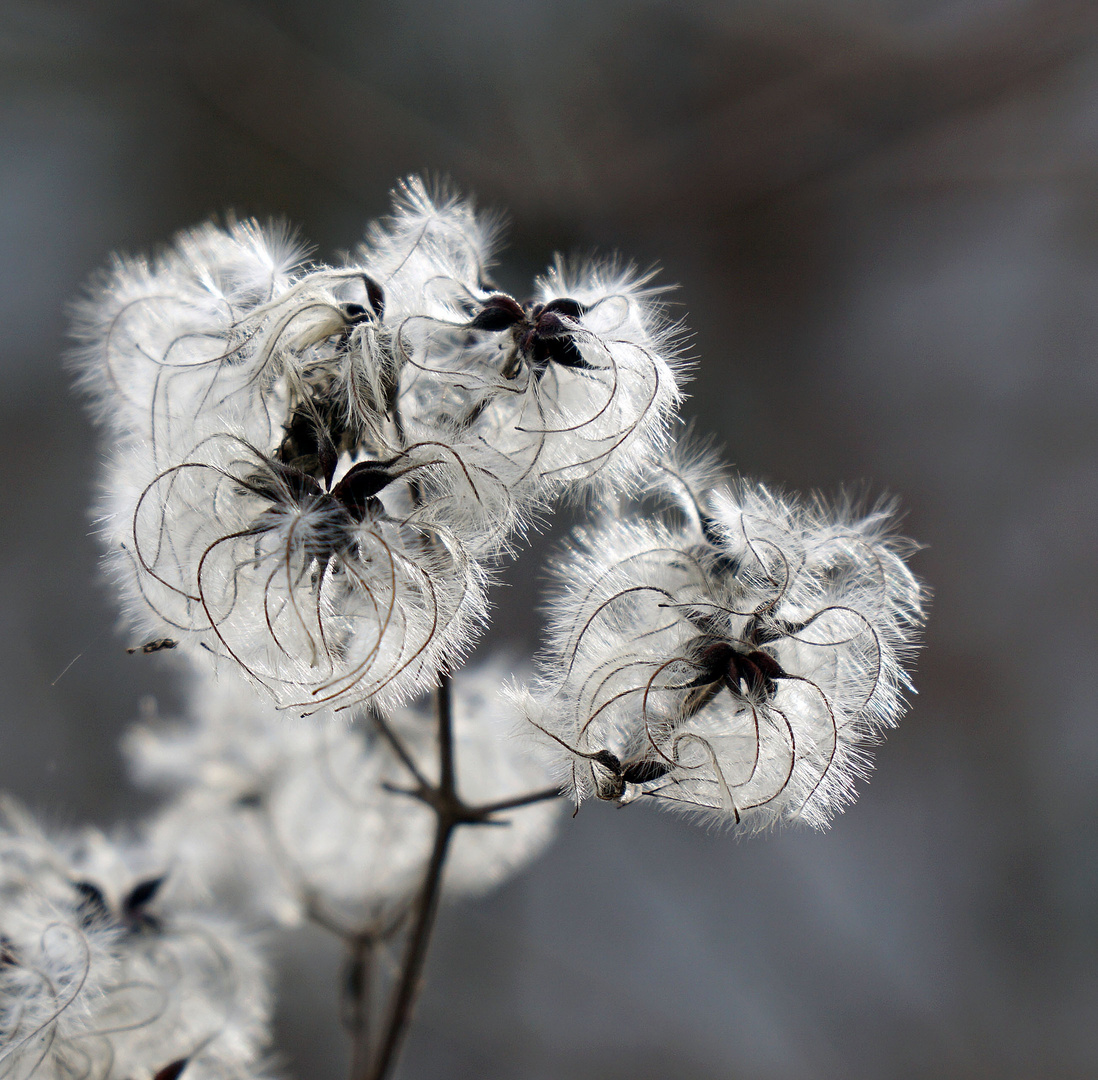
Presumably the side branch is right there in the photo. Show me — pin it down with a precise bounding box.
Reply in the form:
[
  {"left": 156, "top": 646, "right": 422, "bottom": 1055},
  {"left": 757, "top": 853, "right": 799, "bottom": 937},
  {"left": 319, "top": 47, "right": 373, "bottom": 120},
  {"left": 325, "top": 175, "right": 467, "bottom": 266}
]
[{"left": 471, "top": 785, "right": 566, "bottom": 817}]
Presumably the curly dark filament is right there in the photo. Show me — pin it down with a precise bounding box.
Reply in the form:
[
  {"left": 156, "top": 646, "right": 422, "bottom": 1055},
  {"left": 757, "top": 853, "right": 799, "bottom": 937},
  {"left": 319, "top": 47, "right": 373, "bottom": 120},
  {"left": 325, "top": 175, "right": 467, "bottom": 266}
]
[
  {"left": 559, "top": 543, "right": 710, "bottom": 654},
  {"left": 1, "top": 923, "right": 91, "bottom": 1067},
  {"left": 560, "top": 583, "right": 680, "bottom": 682}
]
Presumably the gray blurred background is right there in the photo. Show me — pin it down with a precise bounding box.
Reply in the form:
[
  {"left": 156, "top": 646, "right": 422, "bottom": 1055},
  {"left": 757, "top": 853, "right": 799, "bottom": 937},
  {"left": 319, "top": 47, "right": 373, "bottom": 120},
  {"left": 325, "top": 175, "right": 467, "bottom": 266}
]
[{"left": 3, "top": 0, "right": 1097, "bottom": 1076}]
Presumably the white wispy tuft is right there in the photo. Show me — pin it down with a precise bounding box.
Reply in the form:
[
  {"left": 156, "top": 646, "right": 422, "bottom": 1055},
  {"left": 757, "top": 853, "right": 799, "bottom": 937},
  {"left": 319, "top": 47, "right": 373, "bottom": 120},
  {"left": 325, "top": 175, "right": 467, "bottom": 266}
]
[
  {"left": 99, "top": 432, "right": 494, "bottom": 713},
  {"left": 519, "top": 446, "right": 926, "bottom": 830},
  {"left": 73, "top": 175, "right": 923, "bottom": 837},
  {"left": 0, "top": 797, "right": 271, "bottom": 1080},
  {"left": 77, "top": 178, "right": 690, "bottom": 710}
]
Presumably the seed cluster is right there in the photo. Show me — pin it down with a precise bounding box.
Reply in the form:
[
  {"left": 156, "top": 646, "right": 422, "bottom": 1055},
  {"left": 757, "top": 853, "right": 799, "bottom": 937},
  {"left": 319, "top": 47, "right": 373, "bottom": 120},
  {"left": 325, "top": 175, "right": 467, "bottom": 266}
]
[
  {"left": 519, "top": 447, "right": 926, "bottom": 829},
  {"left": 74, "top": 178, "right": 685, "bottom": 711}
]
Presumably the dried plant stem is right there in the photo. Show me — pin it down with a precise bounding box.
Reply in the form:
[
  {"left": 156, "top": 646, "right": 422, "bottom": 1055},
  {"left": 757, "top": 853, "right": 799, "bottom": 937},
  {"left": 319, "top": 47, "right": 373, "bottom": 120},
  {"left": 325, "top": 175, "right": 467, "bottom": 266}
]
[
  {"left": 344, "top": 935, "right": 375, "bottom": 1080},
  {"left": 364, "top": 815, "right": 454, "bottom": 1080},
  {"left": 363, "top": 674, "right": 457, "bottom": 1080},
  {"left": 470, "top": 785, "right": 564, "bottom": 816},
  {"left": 348, "top": 677, "right": 565, "bottom": 1080}
]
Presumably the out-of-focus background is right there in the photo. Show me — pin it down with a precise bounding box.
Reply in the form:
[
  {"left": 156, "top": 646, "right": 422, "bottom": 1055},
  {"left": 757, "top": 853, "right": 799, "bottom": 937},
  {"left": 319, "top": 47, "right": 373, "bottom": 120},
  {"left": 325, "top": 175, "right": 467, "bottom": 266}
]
[{"left": 3, "top": 0, "right": 1097, "bottom": 1076}]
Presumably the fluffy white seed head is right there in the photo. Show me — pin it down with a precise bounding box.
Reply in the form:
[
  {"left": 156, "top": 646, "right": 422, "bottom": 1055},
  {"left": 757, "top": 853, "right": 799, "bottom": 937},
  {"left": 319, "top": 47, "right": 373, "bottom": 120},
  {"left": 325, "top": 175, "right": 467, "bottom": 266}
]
[
  {"left": 0, "top": 798, "right": 121, "bottom": 1080},
  {"left": 99, "top": 430, "right": 494, "bottom": 713},
  {"left": 521, "top": 259, "right": 687, "bottom": 489},
  {"left": 401, "top": 260, "right": 689, "bottom": 497},
  {"left": 521, "top": 456, "right": 926, "bottom": 831},
  {"left": 0, "top": 798, "right": 271, "bottom": 1080},
  {"left": 71, "top": 218, "right": 310, "bottom": 458}
]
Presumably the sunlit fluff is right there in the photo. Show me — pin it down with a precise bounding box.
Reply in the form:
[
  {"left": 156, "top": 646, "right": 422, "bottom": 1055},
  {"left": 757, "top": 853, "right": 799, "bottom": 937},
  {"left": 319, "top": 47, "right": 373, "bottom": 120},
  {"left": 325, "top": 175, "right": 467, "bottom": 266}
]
[
  {"left": 77, "top": 177, "right": 695, "bottom": 711},
  {"left": 0, "top": 799, "right": 270, "bottom": 1080},
  {"left": 71, "top": 217, "right": 311, "bottom": 458},
  {"left": 356, "top": 175, "right": 498, "bottom": 328},
  {"left": 521, "top": 458, "right": 925, "bottom": 830},
  {"left": 517, "top": 259, "right": 686, "bottom": 489},
  {"left": 129, "top": 664, "right": 561, "bottom": 931},
  {"left": 100, "top": 432, "right": 495, "bottom": 713},
  {"left": 348, "top": 178, "right": 687, "bottom": 494},
  {"left": 397, "top": 258, "right": 688, "bottom": 493}
]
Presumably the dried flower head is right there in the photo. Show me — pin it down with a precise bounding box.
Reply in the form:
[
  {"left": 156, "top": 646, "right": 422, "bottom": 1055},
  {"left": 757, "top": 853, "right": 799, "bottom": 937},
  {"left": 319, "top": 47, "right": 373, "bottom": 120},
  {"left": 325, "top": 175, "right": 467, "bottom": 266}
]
[
  {"left": 521, "top": 451, "right": 926, "bottom": 830},
  {"left": 0, "top": 798, "right": 271, "bottom": 1080},
  {"left": 397, "top": 259, "right": 688, "bottom": 494},
  {"left": 100, "top": 426, "right": 505, "bottom": 712}
]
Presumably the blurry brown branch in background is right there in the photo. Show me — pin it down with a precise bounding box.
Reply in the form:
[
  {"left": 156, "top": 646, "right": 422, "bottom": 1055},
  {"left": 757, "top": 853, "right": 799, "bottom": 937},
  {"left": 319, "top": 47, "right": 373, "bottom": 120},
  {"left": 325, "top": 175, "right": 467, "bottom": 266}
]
[
  {"left": 175, "top": 0, "right": 501, "bottom": 206},
  {"left": 175, "top": 0, "right": 1098, "bottom": 225}
]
